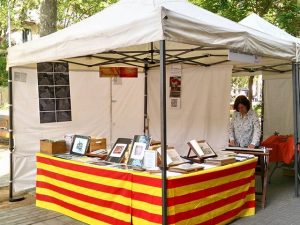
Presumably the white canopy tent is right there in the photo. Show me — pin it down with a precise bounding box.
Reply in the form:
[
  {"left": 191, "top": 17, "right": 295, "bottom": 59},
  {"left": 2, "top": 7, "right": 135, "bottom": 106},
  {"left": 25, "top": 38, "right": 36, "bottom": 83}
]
[
  {"left": 239, "top": 13, "right": 300, "bottom": 139},
  {"left": 6, "top": 0, "right": 300, "bottom": 221}
]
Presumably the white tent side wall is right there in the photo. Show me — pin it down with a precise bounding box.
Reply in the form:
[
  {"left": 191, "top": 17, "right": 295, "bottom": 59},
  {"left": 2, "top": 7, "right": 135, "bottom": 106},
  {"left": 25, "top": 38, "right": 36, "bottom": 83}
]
[
  {"left": 12, "top": 68, "right": 145, "bottom": 192},
  {"left": 263, "top": 73, "right": 294, "bottom": 139},
  {"left": 148, "top": 65, "right": 232, "bottom": 154}
]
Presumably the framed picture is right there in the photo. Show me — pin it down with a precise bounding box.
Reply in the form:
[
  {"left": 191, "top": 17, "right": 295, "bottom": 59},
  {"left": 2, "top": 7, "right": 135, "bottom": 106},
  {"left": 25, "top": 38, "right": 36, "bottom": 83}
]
[
  {"left": 187, "top": 140, "right": 217, "bottom": 160},
  {"left": 110, "top": 143, "right": 127, "bottom": 157},
  {"left": 106, "top": 138, "right": 132, "bottom": 163},
  {"left": 131, "top": 142, "right": 147, "bottom": 160},
  {"left": 70, "top": 135, "right": 91, "bottom": 155}
]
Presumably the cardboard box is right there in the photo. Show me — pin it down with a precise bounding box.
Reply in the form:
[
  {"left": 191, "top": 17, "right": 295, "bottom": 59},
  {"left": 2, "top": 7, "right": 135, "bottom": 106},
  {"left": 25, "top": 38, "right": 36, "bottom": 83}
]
[
  {"left": 88, "top": 138, "right": 106, "bottom": 152},
  {"left": 40, "top": 140, "right": 67, "bottom": 155}
]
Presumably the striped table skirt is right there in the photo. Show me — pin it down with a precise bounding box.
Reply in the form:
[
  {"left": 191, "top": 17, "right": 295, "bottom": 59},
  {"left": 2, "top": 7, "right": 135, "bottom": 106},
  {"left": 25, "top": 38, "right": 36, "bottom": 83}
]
[{"left": 36, "top": 153, "right": 257, "bottom": 225}]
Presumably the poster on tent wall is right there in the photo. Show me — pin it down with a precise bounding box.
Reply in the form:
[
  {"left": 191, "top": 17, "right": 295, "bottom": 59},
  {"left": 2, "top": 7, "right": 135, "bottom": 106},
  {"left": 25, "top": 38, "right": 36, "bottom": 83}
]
[
  {"left": 170, "top": 64, "right": 182, "bottom": 109},
  {"left": 37, "top": 62, "right": 72, "bottom": 123},
  {"left": 99, "top": 67, "right": 138, "bottom": 78}
]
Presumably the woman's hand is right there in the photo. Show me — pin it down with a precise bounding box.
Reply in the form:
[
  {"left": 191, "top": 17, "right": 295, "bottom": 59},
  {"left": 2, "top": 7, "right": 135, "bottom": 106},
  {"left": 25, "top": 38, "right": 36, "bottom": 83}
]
[
  {"left": 229, "top": 140, "right": 236, "bottom": 146},
  {"left": 248, "top": 144, "right": 255, "bottom": 149}
]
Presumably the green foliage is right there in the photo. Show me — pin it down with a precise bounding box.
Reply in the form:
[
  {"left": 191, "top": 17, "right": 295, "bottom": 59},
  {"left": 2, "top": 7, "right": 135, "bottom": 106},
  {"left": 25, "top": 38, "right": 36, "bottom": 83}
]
[
  {"left": 0, "top": 56, "right": 8, "bottom": 86},
  {"left": 0, "top": 0, "right": 40, "bottom": 46},
  {"left": 190, "top": 0, "right": 300, "bottom": 36},
  {"left": 231, "top": 76, "right": 248, "bottom": 89},
  {"left": 57, "top": 0, "right": 118, "bottom": 28},
  {"left": 253, "top": 103, "right": 262, "bottom": 117}
]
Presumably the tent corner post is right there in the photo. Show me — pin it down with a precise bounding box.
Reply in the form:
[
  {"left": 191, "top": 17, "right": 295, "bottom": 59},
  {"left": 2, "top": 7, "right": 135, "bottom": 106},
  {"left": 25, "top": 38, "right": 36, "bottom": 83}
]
[
  {"left": 160, "top": 40, "right": 167, "bottom": 225},
  {"left": 8, "top": 67, "right": 25, "bottom": 202},
  {"left": 144, "top": 63, "right": 149, "bottom": 135},
  {"left": 292, "top": 62, "right": 300, "bottom": 197}
]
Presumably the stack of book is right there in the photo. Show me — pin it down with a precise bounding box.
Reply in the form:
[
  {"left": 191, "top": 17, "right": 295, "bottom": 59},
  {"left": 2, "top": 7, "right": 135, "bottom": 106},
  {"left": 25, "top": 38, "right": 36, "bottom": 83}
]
[
  {"left": 168, "top": 163, "right": 204, "bottom": 173},
  {"left": 204, "top": 156, "right": 236, "bottom": 166}
]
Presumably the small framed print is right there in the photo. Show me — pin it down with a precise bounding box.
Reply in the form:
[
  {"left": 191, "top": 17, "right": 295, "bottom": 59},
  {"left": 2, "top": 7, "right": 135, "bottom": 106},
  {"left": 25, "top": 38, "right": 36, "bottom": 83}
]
[
  {"left": 131, "top": 142, "right": 147, "bottom": 160},
  {"left": 70, "top": 135, "right": 91, "bottom": 155},
  {"left": 170, "top": 98, "right": 181, "bottom": 109},
  {"left": 110, "top": 143, "right": 127, "bottom": 158}
]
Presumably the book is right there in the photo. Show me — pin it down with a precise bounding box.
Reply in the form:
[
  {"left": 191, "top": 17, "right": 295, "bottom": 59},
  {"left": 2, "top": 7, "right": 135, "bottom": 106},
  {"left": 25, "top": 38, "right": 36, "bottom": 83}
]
[
  {"left": 105, "top": 138, "right": 132, "bottom": 163},
  {"left": 204, "top": 156, "right": 236, "bottom": 166},
  {"left": 225, "top": 147, "right": 265, "bottom": 152},
  {"left": 157, "top": 147, "right": 189, "bottom": 166},
  {"left": 187, "top": 140, "right": 217, "bottom": 160},
  {"left": 168, "top": 163, "right": 204, "bottom": 173},
  {"left": 127, "top": 135, "right": 151, "bottom": 167}
]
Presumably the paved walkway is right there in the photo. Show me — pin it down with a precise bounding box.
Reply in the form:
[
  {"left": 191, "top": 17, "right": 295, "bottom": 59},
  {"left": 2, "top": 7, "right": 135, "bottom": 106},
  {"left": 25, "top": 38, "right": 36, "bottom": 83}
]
[
  {"left": 0, "top": 148, "right": 9, "bottom": 187},
  {"left": 0, "top": 204, "right": 85, "bottom": 225},
  {"left": 0, "top": 163, "right": 299, "bottom": 224}
]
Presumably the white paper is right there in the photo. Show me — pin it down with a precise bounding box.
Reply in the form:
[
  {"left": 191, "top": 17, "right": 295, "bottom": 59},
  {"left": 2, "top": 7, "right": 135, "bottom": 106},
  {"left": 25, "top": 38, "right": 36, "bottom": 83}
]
[
  {"left": 143, "top": 150, "right": 157, "bottom": 169},
  {"left": 189, "top": 140, "right": 204, "bottom": 156},
  {"left": 157, "top": 147, "right": 172, "bottom": 166}
]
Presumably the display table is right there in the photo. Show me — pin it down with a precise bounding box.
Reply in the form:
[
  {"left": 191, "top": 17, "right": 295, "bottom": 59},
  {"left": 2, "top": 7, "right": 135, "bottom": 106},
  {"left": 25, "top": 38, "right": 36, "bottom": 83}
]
[
  {"left": 261, "top": 135, "right": 294, "bottom": 164},
  {"left": 36, "top": 153, "right": 257, "bottom": 225}
]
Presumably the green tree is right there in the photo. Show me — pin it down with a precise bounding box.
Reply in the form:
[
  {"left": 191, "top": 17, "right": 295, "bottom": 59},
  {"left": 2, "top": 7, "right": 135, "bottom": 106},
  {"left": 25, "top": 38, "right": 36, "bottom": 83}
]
[
  {"left": 190, "top": 0, "right": 300, "bottom": 36},
  {"left": 0, "top": 55, "right": 8, "bottom": 86},
  {"left": 40, "top": 0, "right": 57, "bottom": 36},
  {"left": 57, "top": 0, "right": 118, "bottom": 28}
]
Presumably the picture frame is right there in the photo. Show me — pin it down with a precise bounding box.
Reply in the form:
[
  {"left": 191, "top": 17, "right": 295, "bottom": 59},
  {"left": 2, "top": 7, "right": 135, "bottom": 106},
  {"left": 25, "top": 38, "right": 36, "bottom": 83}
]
[
  {"left": 127, "top": 135, "right": 151, "bottom": 166},
  {"left": 110, "top": 143, "right": 127, "bottom": 158},
  {"left": 186, "top": 140, "right": 217, "bottom": 161},
  {"left": 131, "top": 142, "right": 147, "bottom": 160},
  {"left": 106, "top": 138, "right": 132, "bottom": 163},
  {"left": 70, "top": 135, "right": 91, "bottom": 155}
]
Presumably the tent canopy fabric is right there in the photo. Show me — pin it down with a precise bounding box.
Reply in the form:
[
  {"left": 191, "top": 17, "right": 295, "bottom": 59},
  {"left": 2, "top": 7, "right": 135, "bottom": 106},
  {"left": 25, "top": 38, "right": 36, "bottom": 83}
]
[
  {"left": 7, "top": 0, "right": 299, "bottom": 69},
  {"left": 239, "top": 13, "right": 300, "bottom": 43}
]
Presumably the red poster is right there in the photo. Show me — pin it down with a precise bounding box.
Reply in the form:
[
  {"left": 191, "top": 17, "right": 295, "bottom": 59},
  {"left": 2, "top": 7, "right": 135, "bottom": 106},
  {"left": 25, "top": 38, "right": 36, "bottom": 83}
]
[{"left": 100, "top": 67, "right": 138, "bottom": 78}]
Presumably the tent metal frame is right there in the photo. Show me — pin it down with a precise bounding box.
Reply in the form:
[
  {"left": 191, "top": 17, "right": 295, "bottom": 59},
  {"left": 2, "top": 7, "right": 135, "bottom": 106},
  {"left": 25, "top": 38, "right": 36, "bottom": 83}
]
[
  {"left": 292, "top": 62, "right": 300, "bottom": 197},
  {"left": 7, "top": 43, "right": 299, "bottom": 223},
  {"left": 57, "top": 47, "right": 291, "bottom": 74}
]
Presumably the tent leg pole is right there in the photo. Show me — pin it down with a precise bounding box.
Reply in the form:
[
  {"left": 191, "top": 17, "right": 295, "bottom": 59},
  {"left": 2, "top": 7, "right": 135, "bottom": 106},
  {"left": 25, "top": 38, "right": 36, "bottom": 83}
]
[
  {"left": 144, "top": 64, "right": 149, "bottom": 135},
  {"left": 292, "top": 62, "right": 299, "bottom": 197},
  {"left": 260, "top": 79, "right": 265, "bottom": 143},
  {"left": 160, "top": 40, "right": 167, "bottom": 225},
  {"left": 8, "top": 67, "right": 24, "bottom": 202}
]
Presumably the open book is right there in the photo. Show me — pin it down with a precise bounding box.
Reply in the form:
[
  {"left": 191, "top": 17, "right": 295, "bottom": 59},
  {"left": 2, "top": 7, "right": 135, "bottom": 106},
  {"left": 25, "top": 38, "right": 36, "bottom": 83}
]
[
  {"left": 157, "top": 147, "right": 189, "bottom": 167},
  {"left": 187, "top": 140, "right": 217, "bottom": 160}
]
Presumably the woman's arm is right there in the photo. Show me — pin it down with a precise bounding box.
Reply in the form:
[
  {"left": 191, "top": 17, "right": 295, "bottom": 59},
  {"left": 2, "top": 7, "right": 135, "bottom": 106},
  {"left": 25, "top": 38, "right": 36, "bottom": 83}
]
[{"left": 228, "top": 115, "right": 236, "bottom": 145}]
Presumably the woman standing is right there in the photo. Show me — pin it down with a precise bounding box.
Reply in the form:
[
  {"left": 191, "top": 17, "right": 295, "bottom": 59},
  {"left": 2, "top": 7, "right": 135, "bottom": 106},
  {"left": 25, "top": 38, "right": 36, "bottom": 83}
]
[{"left": 229, "top": 95, "right": 261, "bottom": 148}]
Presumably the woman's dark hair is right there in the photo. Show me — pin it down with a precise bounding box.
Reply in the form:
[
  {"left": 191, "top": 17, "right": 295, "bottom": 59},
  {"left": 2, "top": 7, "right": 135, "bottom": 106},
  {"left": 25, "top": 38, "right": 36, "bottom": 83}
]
[{"left": 233, "top": 95, "right": 251, "bottom": 112}]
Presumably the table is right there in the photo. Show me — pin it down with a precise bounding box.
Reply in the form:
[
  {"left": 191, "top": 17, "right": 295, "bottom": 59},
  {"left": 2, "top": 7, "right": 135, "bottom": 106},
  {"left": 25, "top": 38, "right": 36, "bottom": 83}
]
[
  {"left": 36, "top": 153, "right": 257, "bottom": 225},
  {"left": 261, "top": 135, "right": 294, "bottom": 164},
  {"left": 223, "top": 148, "right": 270, "bottom": 209},
  {"left": 261, "top": 135, "right": 294, "bottom": 183}
]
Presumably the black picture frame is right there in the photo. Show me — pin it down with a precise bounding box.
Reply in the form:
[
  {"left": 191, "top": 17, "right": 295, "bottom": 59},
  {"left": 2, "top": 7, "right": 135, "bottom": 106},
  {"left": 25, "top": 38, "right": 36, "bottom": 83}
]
[
  {"left": 38, "top": 73, "right": 54, "bottom": 86},
  {"left": 40, "top": 112, "right": 56, "bottom": 123},
  {"left": 70, "top": 135, "right": 91, "bottom": 155},
  {"left": 56, "top": 111, "right": 72, "bottom": 122},
  {"left": 54, "top": 73, "right": 70, "bottom": 85},
  {"left": 106, "top": 138, "right": 132, "bottom": 163}
]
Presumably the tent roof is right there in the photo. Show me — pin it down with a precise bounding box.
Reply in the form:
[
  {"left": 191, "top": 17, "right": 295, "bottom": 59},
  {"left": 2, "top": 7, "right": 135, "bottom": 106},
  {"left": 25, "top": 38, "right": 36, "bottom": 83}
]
[
  {"left": 7, "top": 0, "right": 299, "bottom": 69},
  {"left": 239, "top": 13, "right": 300, "bottom": 43}
]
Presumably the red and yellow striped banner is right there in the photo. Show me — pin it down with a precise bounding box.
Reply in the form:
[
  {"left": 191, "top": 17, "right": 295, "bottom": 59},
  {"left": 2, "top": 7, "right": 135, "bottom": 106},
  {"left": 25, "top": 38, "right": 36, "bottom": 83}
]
[{"left": 36, "top": 153, "right": 257, "bottom": 225}]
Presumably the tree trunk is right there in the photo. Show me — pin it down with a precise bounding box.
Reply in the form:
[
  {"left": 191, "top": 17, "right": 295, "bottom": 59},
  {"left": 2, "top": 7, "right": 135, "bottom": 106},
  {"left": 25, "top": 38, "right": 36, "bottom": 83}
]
[
  {"left": 40, "top": 0, "right": 57, "bottom": 37},
  {"left": 248, "top": 76, "right": 254, "bottom": 104}
]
